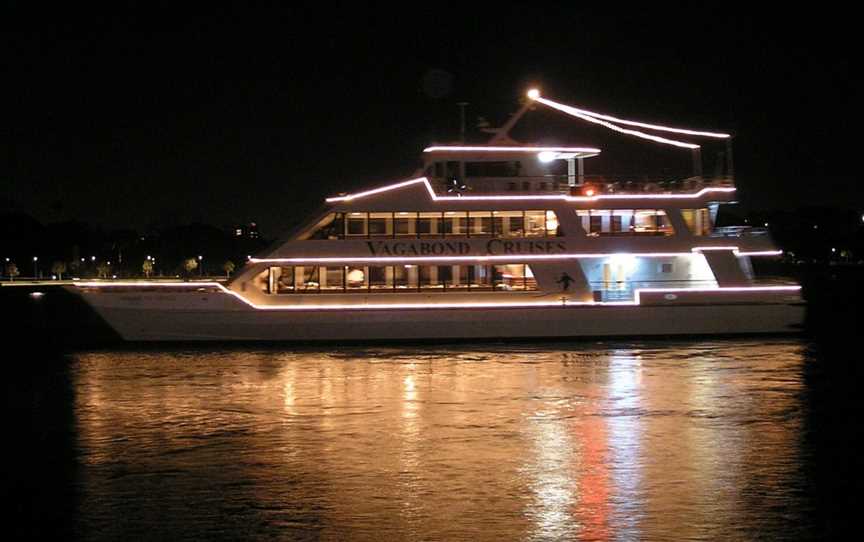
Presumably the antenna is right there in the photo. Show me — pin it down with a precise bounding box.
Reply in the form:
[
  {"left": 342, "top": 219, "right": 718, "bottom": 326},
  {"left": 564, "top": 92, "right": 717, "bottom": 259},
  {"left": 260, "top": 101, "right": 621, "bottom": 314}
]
[{"left": 457, "top": 102, "right": 469, "bottom": 143}]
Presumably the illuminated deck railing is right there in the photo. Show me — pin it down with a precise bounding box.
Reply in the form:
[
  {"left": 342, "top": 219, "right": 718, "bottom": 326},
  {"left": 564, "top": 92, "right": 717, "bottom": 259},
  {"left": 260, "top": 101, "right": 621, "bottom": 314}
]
[
  {"left": 430, "top": 175, "right": 735, "bottom": 196},
  {"left": 589, "top": 280, "right": 719, "bottom": 302},
  {"left": 710, "top": 226, "right": 770, "bottom": 238}
]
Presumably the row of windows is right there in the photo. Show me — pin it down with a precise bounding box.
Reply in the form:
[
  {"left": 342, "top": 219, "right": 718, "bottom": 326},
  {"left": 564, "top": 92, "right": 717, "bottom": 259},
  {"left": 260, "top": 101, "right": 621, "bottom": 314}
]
[
  {"left": 302, "top": 211, "right": 560, "bottom": 240},
  {"left": 261, "top": 264, "right": 538, "bottom": 294},
  {"left": 576, "top": 209, "right": 675, "bottom": 236},
  {"left": 304, "top": 208, "right": 715, "bottom": 240},
  {"left": 578, "top": 208, "right": 714, "bottom": 236}
]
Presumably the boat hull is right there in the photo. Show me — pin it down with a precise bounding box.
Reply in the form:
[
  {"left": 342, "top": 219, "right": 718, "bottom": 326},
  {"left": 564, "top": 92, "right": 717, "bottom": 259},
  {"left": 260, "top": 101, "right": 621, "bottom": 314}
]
[{"left": 73, "top": 289, "right": 805, "bottom": 342}]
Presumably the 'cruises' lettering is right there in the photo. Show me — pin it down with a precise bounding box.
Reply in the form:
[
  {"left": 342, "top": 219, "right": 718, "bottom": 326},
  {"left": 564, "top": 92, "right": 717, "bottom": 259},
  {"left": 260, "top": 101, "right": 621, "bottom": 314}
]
[{"left": 486, "top": 239, "right": 567, "bottom": 255}]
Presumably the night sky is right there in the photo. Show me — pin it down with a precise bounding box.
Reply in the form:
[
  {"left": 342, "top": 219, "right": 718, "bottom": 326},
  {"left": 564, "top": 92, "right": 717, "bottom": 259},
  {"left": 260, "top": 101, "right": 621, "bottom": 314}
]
[{"left": 2, "top": 4, "right": 856, "bottom": 235}]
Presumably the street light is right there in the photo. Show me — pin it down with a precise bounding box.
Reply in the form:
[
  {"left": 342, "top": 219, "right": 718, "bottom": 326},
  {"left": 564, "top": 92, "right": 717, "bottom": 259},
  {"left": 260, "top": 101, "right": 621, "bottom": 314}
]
[
  {"left": 198, "top": 255, "right": 203, "bottom": 277},
  {"left": 32, "top": 256, "right": 38, "bottom": 279}
]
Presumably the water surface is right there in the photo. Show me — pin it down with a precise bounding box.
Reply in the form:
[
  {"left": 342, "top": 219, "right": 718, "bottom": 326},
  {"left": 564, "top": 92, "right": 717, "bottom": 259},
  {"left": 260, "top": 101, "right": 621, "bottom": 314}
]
[{"left": 32, "top": 339, "right": 837, "bottom": 540}]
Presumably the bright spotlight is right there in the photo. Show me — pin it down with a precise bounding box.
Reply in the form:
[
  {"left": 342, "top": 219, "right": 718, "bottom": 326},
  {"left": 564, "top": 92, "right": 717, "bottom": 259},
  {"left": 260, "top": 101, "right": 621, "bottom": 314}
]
[{"left": 527, "top": 88, "right": 540, "bottom": 100}]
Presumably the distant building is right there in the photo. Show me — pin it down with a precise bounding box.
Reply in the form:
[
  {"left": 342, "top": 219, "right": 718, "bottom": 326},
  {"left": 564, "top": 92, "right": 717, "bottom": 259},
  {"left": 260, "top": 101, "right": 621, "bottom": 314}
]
[{"left": 233, "top": 222, "right": 260, "bottom": 239}]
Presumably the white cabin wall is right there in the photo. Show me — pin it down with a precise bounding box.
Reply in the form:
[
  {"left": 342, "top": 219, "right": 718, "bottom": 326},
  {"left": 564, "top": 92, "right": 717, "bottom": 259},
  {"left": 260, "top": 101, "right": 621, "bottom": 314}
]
[{"left": 577, "top": 254, "right": 717, "bottom": 289}]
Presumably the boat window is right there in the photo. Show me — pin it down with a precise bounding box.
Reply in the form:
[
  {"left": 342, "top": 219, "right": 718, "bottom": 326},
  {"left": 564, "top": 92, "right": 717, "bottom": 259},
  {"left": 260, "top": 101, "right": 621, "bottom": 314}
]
[
  {"left": 395, "top": 212, "right": 417, "bottom": 236},
  {"left": 418, "top": 212, "right": 442, "bottom": 237},
  {"left": 588, "top": 212, "right": 606, "bottom": 234},
  {"left": 269, "top": 266, "right": 295, "bottom": 294},
  {"left": 577, "top": 209, "right": 674, "bottom": 236},
  {"left": 681, "top": 208, "right": 712, "bottom": 236},
  {"left": 443, "top": 211, "right": 468, "bottom": 236},
  {"left": 369, "top": 266, "right": 392, "bottom": 290},
  {"left": 448, "top": 265, "right": 469, "bottom": 290},
  {"left": 265, "top": 264, "right": 538, "bottom": 294},
  {"left": 634, "top": 210, "right": 674, "bottom": 235},
  {"left": 321, "top": 267, "right": 345, "bottom": 292},
  {"left": 346, "top": 213, "right": 367, "bottom": 237},
  {"left": 346, "top": 266, "right": 367, "bottom": 290},
  {"left": 469, "top": 211, "right": 493, "bottom": 236},
  {"left": 493, "top": 264, "right": 530, "bottom": 291},
  {"left": 493, "top": 211, "right": 524, "bottom": 237},
  {"left": 394, "top": 265, "right": 418, "bottom": 289},
  {"left": 525, "top": 211, "right": 547, "bottom": 237},
  {"left": 468, "top": 264, "right": 492, "bottom": 290},
  {"left": 295, "top": 266, "right": 320, "bottom": 292},
  {"left": 369, "top": 213, "right": 393, "bottom": 237},
  {"left": 419, "top": 265, "right": 444, "bottom": 289}
]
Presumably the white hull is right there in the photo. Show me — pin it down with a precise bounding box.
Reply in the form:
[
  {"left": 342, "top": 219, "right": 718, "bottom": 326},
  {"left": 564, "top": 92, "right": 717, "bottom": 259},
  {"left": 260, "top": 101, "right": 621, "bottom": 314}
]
[{"left": 75, "top": 290, "right": 804, "bottom": 342}]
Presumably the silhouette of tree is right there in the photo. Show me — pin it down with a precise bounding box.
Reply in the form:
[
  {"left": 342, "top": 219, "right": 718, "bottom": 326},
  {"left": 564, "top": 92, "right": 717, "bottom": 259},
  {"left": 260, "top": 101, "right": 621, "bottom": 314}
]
[
  {"left": 51, "top": 261, "right": 67, "bottom": 280},
  {"left": 6, "top": 262, "right": 19, "bottom": 281}
]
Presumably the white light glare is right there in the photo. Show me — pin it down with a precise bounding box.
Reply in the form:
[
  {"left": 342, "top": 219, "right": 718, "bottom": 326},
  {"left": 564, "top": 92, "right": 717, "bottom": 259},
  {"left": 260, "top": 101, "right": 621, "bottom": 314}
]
[
  {"left": 527, "top": 88, "right": 541, "bottom": 100},
  {"left": 537, "top": 151, "right": 557, "bottom": 163},
  {"left": 609, "top": 253, "right": 638, "bottom": 273}
]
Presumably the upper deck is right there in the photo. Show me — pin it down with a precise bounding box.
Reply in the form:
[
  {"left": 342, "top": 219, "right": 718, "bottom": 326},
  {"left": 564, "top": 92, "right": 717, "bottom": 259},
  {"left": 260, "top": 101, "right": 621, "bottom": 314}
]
[{"left": 418, "top": 144, "right": 734, "bottom": 198}]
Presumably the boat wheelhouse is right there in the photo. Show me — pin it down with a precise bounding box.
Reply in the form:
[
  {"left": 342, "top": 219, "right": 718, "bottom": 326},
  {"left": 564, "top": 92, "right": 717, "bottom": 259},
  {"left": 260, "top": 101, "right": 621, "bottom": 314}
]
[{"left": 69, "top": 90, "right": 803, "bottom": 341}]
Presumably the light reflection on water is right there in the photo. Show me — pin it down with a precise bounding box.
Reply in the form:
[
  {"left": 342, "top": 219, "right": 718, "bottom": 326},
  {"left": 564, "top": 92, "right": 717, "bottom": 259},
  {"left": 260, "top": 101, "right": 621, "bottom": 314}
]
[{"left": 71, "top": 340, "right": 810, "bottom": 540}]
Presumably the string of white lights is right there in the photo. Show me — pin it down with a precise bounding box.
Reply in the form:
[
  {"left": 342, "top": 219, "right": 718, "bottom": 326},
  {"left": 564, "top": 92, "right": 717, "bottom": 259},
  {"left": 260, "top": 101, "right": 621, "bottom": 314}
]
[
  {"left": 533, "top": 96, "right": 701, "bottom": 149},
  {"left": 528, "top": 91, "right": 729, "bottom": 139}
]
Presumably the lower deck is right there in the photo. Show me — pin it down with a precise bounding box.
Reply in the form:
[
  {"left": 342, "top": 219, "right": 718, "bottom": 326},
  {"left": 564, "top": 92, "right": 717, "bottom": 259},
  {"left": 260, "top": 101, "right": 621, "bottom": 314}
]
[{"left": 67, "top": 279, "right": 804, "bottom": 341}]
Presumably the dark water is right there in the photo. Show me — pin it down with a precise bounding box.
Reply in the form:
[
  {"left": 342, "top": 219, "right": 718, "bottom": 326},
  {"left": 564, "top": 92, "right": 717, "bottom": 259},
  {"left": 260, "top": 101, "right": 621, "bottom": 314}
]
[
  {"left": 4, "top": 267, "right": 864, "bottom": 540},
  {"left": 6, "top": 337, "right": 863, "bottom": 541}
]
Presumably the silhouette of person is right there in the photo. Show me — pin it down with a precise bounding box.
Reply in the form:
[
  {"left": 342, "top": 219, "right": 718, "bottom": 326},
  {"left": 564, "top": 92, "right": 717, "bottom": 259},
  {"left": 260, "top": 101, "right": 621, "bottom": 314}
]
[{"left": 556, "top": 272, "right": 575, "bottom": 292}]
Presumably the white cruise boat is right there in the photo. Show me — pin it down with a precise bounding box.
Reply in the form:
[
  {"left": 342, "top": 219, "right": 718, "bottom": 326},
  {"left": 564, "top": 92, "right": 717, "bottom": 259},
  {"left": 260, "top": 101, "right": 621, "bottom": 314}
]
[{"left": 69, "top": 90, "right": 804, "bottom": 341}]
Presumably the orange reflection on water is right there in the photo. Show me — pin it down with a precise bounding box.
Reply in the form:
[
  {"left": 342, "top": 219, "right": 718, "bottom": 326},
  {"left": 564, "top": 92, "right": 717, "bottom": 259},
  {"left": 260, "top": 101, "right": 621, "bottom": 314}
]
[{"left": 72, "top": 341, "right": 806, "bottom": 540}]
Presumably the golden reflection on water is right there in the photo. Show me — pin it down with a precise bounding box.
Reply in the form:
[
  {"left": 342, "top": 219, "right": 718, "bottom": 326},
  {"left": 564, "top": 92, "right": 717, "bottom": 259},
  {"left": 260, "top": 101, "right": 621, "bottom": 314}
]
[{"left": 72, "top": 341, "right": 807, "bottom": 540}]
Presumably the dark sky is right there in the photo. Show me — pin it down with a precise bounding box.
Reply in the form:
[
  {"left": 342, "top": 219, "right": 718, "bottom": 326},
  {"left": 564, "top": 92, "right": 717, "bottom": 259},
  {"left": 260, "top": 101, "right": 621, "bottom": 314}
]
[{"left": 2, "top": 3, "right": 856, "bottom": 235}]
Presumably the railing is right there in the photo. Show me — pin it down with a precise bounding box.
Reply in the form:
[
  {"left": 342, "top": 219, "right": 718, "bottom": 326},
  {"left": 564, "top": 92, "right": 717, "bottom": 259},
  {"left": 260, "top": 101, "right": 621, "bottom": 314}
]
[
  {"left": 588, "top": 280, "right": 719, "bottom": 302},
  {"left": 430, "top": 175, "right": 735, "bottom": 196},
  {"left": 710, "top": 226, "right": 770, "bottom": 238}
]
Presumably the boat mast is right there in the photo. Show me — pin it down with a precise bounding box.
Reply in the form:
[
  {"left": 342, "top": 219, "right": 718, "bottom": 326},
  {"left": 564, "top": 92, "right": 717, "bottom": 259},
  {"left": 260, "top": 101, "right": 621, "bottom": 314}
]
[{"left": 487, "top": 100, "right": 533, "bottom": 144}]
